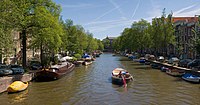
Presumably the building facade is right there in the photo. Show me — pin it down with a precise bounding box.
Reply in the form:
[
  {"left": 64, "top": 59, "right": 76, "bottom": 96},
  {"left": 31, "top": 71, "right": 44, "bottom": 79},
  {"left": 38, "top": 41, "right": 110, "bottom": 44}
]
[
  {"left": 1, "top": 31, "right": 39, "bottom": 64},
  {"left": 103, "top": 36, "right": 116, "bottom": 52},
  {"left": 173, "top": 17, "right": 200, "bottom": 59}
]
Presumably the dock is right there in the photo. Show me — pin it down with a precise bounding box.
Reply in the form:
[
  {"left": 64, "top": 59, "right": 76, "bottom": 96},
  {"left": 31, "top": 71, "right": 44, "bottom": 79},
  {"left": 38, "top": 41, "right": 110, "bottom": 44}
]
[{"left": 149, "top": 60, "right": 200, "bottom": 76}]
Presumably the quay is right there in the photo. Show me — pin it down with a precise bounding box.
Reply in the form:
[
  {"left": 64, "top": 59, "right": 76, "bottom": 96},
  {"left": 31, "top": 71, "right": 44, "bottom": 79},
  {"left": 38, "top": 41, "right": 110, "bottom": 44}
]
[
  {"left": 148, "top": 60, "right": 200, "bottom": 76},
  {"left": 0, "top": 73, "right": 34, "bottom": 93}
]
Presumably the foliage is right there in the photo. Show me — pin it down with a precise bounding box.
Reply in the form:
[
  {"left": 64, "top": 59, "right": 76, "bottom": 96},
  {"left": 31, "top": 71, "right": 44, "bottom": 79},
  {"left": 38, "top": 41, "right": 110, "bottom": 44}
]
[
  {"left": 0, "top": 26, "right": 14, "bottom": 56},
  {"left": 0, "top": 0, "right": 105, "bottom": 67},
  {"left": 102, "top": 38, "right": 110, "bottom": 49},
  {"left": 74, "top": 53, "right": 81, "bottom": 59},
  {"left": 195, "top": 39, "right": 200, "bottom": 55},
  {"left": 112, "top": 11, "right": 175, "bottom": 57}
]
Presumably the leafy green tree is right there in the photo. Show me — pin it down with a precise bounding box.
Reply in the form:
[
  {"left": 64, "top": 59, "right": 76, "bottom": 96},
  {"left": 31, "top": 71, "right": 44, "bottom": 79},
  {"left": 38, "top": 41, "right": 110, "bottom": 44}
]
[
  {"left": 30, "top": 6, "right": 63, "bottom": 66},
  {"left": 195, "top": 39, "right": 200, "bottom": 56},
  {"left": 0, "top": 0, "right": 62, "bottom": 68},
  {"left": 97, "top": 39, "right": 104, "bottom": 51},
  {"left": 86, "top": 33, "right": 98, "bottom": 52},
  {"left": 102, "top": 38, "right": 110, "bottom": 49},
  {"left": 0, "top": 26, "right": 14, "bottom": 62}
]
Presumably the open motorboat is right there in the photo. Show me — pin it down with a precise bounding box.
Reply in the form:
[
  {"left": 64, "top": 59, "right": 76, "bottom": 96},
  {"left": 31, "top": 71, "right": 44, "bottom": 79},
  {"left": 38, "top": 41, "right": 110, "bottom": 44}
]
[
  {"left": 111, "top": 68, "right": 133, "bottom": 86},
  {"left": 182, "top": 73, "right": 200, "bottom": 83}
]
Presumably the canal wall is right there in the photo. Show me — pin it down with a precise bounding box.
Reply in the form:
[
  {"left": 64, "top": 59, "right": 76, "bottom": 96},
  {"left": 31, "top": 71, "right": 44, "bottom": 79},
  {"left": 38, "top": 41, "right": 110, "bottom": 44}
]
[
  {"left": 148, "top": 60, "right": 200, "bottom": 76},
  {"left": 0, "top": 73, "right": 34, "bottom": 93}
]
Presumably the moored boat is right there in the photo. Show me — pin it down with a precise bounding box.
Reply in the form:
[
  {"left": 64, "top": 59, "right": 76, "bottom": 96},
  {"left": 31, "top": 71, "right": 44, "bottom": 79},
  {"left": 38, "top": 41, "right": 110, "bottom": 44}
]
[
  {"left": 160, "top": 66, "right": 169, "bottom": 72},
  {"left": 73, "top": 61, "right": 84, "bottom": 67},
  {"left": 82, "top": 61, "right": 92, "bottom": 66},
  {"left": 35, "top": 62, "right": 75, "bottom": 81},
  {"left": 166, "top": 68, "right": 185, "bottom": 77},
  {"left": 182, "top": 73, "right": 200, "bottom": 83},
  {"left": 111, "top": 68, "right": 133, "bottom": 85},
  {"left": 139, "top": 57, "right": 145, "bottom": 63},
  {"left": 7, "top": 81, "right": 28, "bottom": 93}
]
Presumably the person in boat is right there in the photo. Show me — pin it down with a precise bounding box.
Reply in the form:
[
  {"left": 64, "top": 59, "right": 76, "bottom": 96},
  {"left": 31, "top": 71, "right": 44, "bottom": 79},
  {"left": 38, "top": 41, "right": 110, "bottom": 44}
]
[{"left": 118, "top": 71, "right": 126, "bottom": 78}]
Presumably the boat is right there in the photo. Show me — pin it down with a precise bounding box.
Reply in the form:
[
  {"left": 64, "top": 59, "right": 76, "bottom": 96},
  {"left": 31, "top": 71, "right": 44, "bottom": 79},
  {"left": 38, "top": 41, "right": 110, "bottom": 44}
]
[
  {"left": 139, "top": 57, "right": 145, "bottom": 63},
  {"left": 35, "top": 62, "right": 75, "bottom": 81},
  {"left": 73, "top": 61, "right": 84, "bottom": 67},
  {"left": 111, "top": 68, "right": 133, "bottom": 85},
  {"left": 151, "top": 63, "right": 161, "bottom": 69},
  {"left": 182, "top": 73, "right": 200, "bottom": 83},
  {"left": 160, "top": 66, "right": 169, "bottom": 72},
  {"left": 82, "top": 61, "right": 92, "bottom": 66},
  {"left": 96, "top": 53, "right": 100, "bottom": 57},
  {"left": 7, "top": 81, "right": 28, "bottom": 93},
  {"left": 166, "top": 68, "right": 185, "bottom": 77}
]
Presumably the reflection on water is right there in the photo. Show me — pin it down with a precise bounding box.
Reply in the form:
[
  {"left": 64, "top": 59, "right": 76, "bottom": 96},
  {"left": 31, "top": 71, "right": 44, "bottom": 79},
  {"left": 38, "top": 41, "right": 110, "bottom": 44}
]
[
  {"left": 8, "top": 89, "right": 28, "bottom": 104},
  {"left": 0, "top": 53, "right": 199, "bottom": 105}
]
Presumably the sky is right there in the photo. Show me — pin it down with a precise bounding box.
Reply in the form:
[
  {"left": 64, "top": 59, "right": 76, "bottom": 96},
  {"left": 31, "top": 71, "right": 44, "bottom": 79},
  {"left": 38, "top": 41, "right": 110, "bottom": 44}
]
[{"left": 53, "top": 0, "right": 200, "bottom": 40}]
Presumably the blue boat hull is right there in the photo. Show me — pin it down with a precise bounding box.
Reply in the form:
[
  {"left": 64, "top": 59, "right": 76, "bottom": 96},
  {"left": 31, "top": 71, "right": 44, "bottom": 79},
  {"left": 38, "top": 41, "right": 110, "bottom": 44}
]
[{"left": 182, "top": 73, "right": 200, "bottom": 83}]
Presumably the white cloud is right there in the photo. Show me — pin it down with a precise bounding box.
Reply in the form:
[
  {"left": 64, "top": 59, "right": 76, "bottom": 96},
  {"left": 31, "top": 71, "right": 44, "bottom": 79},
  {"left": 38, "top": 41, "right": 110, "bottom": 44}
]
[
  {"left": 86, "top": 19, "right": 133, "bottom": 33},
  {"left": 173, "top": 4, "right": 200, "bottom": 17},
  {"left": 148, "top": 0, "right": 162, "bottom": 17},
  {"left": 173, "top": 4, "right": 197, "bottom": 15},
  {"left": 85, "top": 16, "right": 153, "bottom": 33}
]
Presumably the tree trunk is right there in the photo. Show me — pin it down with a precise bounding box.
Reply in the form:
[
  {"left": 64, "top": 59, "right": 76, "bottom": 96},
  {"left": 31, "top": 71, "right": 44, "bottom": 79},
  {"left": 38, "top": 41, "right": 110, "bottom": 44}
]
[
  {"left": 22, "top": 30, "right": 27, "bottom": 69},
  {"left": 40, "top": 41, "right": 44, "bottom": 68},
  {"left": 0, "top": 49, "right": 2, "bottom": 64}
]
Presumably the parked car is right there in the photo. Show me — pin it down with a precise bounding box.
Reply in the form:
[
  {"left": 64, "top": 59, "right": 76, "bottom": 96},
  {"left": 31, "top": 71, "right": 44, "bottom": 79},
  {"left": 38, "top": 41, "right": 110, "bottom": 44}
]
[
  {"left": 9, "top": 64, "right": 24, "bottom": 74},
  {"left": 29, "top": 61, "right": 42, "bottom": 70},
  {"left": 0, "top": 65, "right": 13, "bottom": 76},
  {"left": 178, "top": 59, "right": 192, "bottom": 68},
  {"left": 187, "top": 59, "right": 200, "bottom": 68},
  {"left": 157, "top": 56, "right": 165, "bottom": 62},
  {"left": 168, "top": 57, "right": 179, "bottom": 65}
]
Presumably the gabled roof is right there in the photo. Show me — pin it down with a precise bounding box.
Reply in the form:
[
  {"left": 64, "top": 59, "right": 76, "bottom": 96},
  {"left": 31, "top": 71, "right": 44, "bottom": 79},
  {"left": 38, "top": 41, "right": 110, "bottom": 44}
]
[{"left": 172, "top": 17, "right": 198, "bottom": 23}]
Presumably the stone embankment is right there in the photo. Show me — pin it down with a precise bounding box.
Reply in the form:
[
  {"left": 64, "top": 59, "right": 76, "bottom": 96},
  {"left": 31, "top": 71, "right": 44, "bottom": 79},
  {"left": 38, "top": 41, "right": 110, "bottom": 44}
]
[{"left": 0, "top": 73, "right": 34, "bottom": 93}]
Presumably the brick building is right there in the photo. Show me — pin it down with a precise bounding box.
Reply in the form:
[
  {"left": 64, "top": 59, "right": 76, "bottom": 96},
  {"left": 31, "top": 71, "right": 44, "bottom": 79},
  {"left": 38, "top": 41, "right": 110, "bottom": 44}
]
[{"left": 172, "top": 17, "right": 200, "bottom": 59}]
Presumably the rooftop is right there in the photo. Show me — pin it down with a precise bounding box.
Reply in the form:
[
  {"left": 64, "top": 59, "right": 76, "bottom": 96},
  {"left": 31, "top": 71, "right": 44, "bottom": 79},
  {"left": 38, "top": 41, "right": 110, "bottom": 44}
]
[{"left": 172, "top": 17, "right": 199, "bottom": 23}]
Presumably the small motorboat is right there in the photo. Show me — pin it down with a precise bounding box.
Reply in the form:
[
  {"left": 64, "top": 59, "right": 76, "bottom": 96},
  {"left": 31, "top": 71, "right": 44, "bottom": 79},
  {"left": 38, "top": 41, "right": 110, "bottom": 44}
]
[
  {"left": 139, "top": 57, "right": 145, "bottom": 63},
  {"left": 111, "top": 68, "right": 133, "bottom": 86},
  {"left": 166, "top": 68, "right": 185, "bottom": 77},
  {"left": 82, "top": 61, "right": 92, "bottom": 66},
  {"left": 160, "top": 66, "right": 169, "bottom": 72},
  {"left": 182, "top": 73, "right": 200, "bottom": 83},
  {"left": 7, "top": 81, "right": 28, "bottom": 93}
]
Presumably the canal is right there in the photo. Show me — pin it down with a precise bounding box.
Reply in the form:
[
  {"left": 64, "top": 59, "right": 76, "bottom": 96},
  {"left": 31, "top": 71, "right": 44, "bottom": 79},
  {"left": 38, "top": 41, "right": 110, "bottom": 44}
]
[{"left": 0, "top": 53, "right": 199, "bottom": 105}]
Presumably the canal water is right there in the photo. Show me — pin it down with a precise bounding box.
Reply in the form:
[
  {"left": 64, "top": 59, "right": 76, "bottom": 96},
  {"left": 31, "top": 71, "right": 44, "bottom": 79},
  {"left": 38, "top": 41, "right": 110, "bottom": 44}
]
[{"left": 0, "top": 53, "right": 199, "bottom": 105}]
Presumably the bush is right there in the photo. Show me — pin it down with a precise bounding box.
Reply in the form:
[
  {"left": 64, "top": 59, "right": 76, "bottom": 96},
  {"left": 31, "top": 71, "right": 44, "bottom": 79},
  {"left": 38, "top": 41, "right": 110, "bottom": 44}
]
[
  {"left": 68, "top": 57, "right": 77, "bottom": 62},
  {"left": 74, "top": 54, "right": 81, "bottom": 59},
  {"left": 53, "top": 56, "right": 59, "bottom": 65}
]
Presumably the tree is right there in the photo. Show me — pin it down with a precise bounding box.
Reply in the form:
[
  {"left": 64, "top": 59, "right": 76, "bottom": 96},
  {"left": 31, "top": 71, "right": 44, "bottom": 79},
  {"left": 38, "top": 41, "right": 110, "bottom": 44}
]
[
  {"left": 30, "top": 6, "right": 63, "bottom": 66},
  {"left": 0, "top": 26, "right": 14, "bottom": 63},
  {"left": 97, "top": 39, "right": 104, "bottom": 51},
  {"left": 102, "top": 38, "right": 110, "bottom": 49},
  {"left": 86, "top": 33, "right": 98, "bottom": 52},
  {"left": 0, "top": 0, "right": 62, "bottom": 68}
]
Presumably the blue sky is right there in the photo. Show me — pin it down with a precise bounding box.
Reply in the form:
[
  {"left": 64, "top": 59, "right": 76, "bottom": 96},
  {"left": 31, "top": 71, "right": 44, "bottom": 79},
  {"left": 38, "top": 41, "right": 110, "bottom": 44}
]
[{"left": 53, "top": 0, "right": 200, "bottom": 40}]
